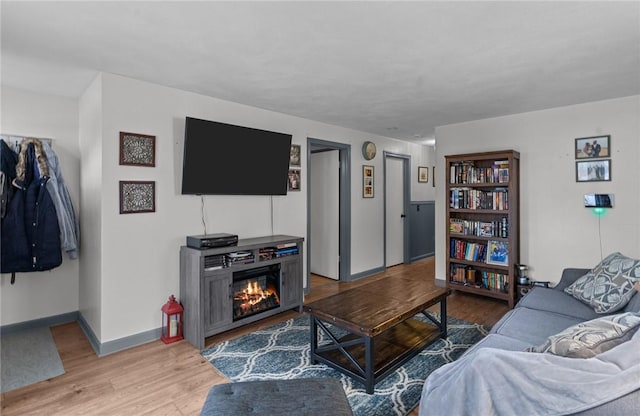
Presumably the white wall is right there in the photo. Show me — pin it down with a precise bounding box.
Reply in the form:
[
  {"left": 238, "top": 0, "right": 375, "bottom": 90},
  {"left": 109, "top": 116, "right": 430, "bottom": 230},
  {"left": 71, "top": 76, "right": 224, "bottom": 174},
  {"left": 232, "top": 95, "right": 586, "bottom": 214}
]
[
  {"left": 78, "top": 75, "right": 104, "bottom": 335},
  {"left": 435, "top": 96, "right": 640, "bottom": 284},
  {"left": 0, "top": 86, "right": 80, "bottom": 325},
  {"left": 411, "top": 144, "right": 437, "bottom": 202},
  {"left": 84, "top": 73, "right": 434, "bottom": 343}
]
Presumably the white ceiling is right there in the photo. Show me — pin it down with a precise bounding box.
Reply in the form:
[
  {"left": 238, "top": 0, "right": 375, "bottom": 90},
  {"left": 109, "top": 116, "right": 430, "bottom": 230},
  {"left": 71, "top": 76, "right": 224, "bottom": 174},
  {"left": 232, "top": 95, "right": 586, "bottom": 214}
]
[{"left": 2, "top": 1, "right": 639, "bottom": 144}]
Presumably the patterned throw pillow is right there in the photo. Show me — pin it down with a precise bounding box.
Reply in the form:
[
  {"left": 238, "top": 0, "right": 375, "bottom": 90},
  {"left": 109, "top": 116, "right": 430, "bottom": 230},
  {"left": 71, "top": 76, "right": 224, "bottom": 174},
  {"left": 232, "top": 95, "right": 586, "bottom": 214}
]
[
  {"left": 564, "top": 252, "right": 640, "bottom": 314},
  {"left": 530, "top": 312, "right": 640, "bottom": 358}
]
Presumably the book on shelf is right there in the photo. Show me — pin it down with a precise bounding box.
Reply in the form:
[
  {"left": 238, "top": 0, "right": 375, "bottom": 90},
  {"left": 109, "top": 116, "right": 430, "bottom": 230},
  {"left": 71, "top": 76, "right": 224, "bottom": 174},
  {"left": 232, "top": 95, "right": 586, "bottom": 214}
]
[
  {"left": 480, "top": 271, "right": 509, "bottom": 291},
  {"left": 276, "top": 242, "right": 297, "bottom": 249},
  {"left": 450, "top": 239, "right": 487, "bottom": 262},
  {"left": 449, "top": 160, "right": 510, "bottom": 184},
  {"left": 449, "top": 188, "right": 509, "bottom": 210},
  {"left": 486, "top": 240, "right": 509, "bottom": 266},
  {"left": 449, "top": 218, "right": 508, "bottom": 238}
]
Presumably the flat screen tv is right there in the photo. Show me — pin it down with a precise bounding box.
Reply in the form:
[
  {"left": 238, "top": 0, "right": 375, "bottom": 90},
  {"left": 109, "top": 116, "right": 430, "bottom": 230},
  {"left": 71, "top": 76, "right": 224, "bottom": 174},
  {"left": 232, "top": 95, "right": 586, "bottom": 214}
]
[{"left": 181, "top": 117, "right": 292, "bottom": 195}]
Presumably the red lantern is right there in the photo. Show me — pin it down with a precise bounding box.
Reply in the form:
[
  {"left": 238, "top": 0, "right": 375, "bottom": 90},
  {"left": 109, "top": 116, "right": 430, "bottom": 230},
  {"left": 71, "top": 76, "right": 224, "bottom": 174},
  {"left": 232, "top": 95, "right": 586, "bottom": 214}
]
[{"left": 161, "top": 295, "right": 184, "bottom": 344}]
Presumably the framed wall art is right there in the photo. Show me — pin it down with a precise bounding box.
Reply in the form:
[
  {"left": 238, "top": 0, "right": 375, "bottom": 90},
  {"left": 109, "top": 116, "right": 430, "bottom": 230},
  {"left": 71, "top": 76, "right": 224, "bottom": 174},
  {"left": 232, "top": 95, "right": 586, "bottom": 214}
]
[
  {"left": 418, "top": 166, "right": 429, "bottom": 183},
  {"left": 486, "top": 240, "right": 509, "bottom": 266},
  {"left": 288, "top": 169, "right": 301, "bottom": 192},
  {"left": 363, "top": 165, "right": 374, "bottom": 198},
  {"left": 120, "top": 181, "right": 156, "bottom": 214},
  {"left": 575, "top": 135, "right": 609, "bottom": 159},
  {"left": 120, "top": 132, "right": 156, "bottom": 167},
  {"left": 432, "top": 166, "right": 436, "bottom": 187},
  {"left": 290, "top": 144, "right": 301, "bottom": 167},
  {"left": 576, "top": 159, "right": 611, "bottom": 182}
]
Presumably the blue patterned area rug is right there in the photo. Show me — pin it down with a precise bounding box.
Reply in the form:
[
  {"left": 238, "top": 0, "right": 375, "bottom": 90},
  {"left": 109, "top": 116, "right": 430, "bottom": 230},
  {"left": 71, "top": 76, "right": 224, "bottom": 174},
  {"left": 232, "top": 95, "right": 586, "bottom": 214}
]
[{"left": 202, "top": 313, "right": 487, "bottom": 416}]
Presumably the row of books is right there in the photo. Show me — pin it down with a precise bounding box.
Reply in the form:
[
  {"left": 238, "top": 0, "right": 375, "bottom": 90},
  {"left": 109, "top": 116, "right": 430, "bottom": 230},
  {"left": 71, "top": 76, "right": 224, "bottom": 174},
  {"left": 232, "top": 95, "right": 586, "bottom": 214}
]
[
  {"left": 449, "top": 188, "right": 509, "bottom": 210},
  {"left": 450, "top": 264, "right": 476, "bottom": 284},
  {"left": 449, "top": 218, "right": 508, "bottom": 238},
  {"left": 450, "top": 239, "right": 487, "bottom": 262},
  {"left": 449, "top": 265, "right": 509, "bottom": 291},
  {"left": 450, "top": 160, "right": 509, "bottom": 184},
  {"left": 258, "top": 242, "right": 299, "bottom": 260}
]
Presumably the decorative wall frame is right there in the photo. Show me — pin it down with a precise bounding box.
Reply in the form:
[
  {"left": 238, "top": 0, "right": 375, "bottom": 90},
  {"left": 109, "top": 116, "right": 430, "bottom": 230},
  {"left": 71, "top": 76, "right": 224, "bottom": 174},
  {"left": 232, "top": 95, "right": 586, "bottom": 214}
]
[
  {"left": 418, "top": 166, "right": 429, "bottom": 183},
  {"left": 576, "top": 159, "right": 611, "bottom": 182},
  {"left": 120, "top": 132, "right": 156, "bottom": 167},
  {"left": 120, "top": 181, "right": 156, "bottom": 214},
  {"left": 290, "top": 144, "right": 301, "bottom": 167},
  {"left": 288, "top": 169, "right": 301, "bottom": 192},
  {"left": 363, "top": 165, "right": 374, "bottom": 198},
  {"left": 575, "top": 135, "right": 610, "bottom": 159},
  {"left": 432, "top": 166, "right": 436, "bottom": 187}
]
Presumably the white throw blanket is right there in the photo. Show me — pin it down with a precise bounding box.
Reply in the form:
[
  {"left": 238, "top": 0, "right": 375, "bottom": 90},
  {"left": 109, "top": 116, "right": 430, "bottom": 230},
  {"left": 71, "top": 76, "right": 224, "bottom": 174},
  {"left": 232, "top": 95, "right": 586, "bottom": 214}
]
[{"left": 420, "top": 329, "right": 640, "bottom": 416}]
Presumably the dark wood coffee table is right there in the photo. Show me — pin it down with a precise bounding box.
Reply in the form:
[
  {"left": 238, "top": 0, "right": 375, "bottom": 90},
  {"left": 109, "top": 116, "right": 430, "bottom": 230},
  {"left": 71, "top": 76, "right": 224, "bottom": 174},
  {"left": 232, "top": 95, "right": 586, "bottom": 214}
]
[{"left": 304, "top": 277, "right": 450, "bottom": 394}]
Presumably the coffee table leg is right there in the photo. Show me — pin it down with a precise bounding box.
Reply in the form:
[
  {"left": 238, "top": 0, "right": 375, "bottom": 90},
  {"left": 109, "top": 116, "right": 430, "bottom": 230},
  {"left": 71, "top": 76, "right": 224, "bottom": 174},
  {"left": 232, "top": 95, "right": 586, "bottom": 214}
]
[
  {"left": 365, "top": 336, "right": 374, "bottom": 394},
  {"left": 440, "top": 297, "right": 448, "bottom": 339}
]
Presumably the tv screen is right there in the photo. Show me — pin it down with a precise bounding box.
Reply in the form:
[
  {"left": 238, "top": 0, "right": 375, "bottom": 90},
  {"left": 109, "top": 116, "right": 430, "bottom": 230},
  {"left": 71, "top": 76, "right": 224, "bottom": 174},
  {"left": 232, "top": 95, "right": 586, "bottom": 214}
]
[{"left": 181, "top": 117, "right": 292, "bottom": 195}]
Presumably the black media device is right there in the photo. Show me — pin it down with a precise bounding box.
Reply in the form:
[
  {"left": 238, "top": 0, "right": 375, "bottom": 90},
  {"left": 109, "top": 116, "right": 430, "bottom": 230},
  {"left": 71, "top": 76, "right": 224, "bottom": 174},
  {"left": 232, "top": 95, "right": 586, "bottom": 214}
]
[
  {"left": 584, "top": 193, "right": 614, "bottom": 208},
  {"left": 181, "top": 117, "right": 292, "bottom": 195},
  {"left": 187, "top": 233, "right": 239, "bottom": 249}
]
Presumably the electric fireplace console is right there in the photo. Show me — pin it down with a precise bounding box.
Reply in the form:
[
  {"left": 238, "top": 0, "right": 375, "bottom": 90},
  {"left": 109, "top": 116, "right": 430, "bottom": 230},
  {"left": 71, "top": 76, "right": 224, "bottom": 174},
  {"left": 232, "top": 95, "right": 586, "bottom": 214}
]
[{"left": 180, "top": 235, "right": 304, "bottom": 349}]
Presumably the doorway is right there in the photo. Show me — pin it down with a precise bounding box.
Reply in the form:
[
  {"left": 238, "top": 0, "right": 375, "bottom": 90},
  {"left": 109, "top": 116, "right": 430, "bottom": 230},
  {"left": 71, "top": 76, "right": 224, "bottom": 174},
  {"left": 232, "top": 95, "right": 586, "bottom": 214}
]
[
  {"left": 384, "top": 152, "right": 410, "bottom": 267},
  {"left": 307, "top": 138, "right": 351, "bottom": 291}
]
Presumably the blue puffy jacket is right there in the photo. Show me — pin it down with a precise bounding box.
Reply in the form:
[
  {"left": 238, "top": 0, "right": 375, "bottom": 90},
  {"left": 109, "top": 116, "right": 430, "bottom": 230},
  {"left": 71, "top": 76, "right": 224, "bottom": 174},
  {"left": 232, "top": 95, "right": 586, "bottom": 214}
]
[{"left": 1, "top": 140, "right": 62, "bottom": 274}]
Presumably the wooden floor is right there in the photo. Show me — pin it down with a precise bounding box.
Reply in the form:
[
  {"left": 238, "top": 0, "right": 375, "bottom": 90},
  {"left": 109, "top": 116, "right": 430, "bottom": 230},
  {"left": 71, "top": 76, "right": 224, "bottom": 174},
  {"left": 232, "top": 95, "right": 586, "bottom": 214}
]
[{"left": 0, "top": 257, "right": 508, "bottom": 416}]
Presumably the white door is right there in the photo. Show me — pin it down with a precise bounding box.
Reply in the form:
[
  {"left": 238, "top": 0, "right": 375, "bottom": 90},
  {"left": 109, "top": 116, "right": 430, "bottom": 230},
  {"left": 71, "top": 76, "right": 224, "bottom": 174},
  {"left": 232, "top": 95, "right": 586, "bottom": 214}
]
[
  {"left": 310, "top": 150, "right": 340, "bottom": 280},
  {"left": 385, "top": 157, "right": 405, "bottom": 267}
]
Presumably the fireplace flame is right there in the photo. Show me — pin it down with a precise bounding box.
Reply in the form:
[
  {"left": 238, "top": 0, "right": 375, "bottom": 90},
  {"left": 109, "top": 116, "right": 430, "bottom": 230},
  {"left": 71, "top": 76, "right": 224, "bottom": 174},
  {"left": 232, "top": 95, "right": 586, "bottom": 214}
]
[
  {"left": 236, "top": 280, "right": 279, "bottom": 307},
  {"left": 232, "top": 269, "right": 281, "bottom": 321}
]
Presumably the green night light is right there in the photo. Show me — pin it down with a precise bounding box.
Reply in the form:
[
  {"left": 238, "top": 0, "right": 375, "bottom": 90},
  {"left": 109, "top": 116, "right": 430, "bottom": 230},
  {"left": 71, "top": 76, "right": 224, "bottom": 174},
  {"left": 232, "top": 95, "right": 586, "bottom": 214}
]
[{"left": 592, "top": 207, "right": 607, "bottom": 216}]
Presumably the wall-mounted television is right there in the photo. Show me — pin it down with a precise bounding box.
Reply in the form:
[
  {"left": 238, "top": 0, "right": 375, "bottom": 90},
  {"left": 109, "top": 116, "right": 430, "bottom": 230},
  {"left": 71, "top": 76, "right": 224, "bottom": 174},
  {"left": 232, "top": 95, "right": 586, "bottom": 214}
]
[{"left": 181, "top": 117, "right": 292, "bottom": 195}]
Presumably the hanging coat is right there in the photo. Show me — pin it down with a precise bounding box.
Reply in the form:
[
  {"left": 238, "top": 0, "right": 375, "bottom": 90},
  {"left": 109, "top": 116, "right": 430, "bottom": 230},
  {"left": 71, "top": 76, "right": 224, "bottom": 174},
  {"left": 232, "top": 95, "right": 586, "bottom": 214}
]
[
  {"left": 0, "top": 139, "right": 18, "bottom": 218},
  {"left": 1, "top": 140, "right": 62, "bottom": 274},
  {"left": 42, "top": 141, "right": 80, "bottom": 259}
]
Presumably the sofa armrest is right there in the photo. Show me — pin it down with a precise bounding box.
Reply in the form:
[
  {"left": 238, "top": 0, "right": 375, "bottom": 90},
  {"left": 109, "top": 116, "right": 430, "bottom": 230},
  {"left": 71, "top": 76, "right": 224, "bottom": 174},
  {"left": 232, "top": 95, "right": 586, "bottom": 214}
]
[{"left": 553, "top": 268, "right": 590, "bottom": 291}]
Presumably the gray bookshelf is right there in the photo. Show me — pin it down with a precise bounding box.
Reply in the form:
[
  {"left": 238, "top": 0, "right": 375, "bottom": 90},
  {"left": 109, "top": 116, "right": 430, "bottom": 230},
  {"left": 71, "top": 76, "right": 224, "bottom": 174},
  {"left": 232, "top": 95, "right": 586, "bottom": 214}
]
[{"left": 180, "top": 234, "right": 304, "bottom": 349}]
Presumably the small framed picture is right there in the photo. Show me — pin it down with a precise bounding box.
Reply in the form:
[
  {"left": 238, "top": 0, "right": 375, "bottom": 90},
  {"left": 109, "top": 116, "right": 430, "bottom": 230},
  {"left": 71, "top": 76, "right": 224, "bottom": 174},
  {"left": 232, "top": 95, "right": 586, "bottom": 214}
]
[
  {"left": 432, "top": 166, "right": 435, "bottom": 187},
  {"left": 363, "top": 165, "right": 374, "bottom": 198},
  {"left": 575, "top": 135, "right": 609, "bottom": 159},
  {"left": 486, "top": 240, "right": 509, "bottom": 266},
  {"left": 120, "top": 181, "right": 155, "bottom": 214},
  {"left": 120, "top": 132, "right": 156, "bottom": 167},
  {"left": 290, "top": 144, "right": 301, "bottom": 167},
  {"left": 418, "top": 166, "right": 429, "bottom": 183},
  {"left": 288, "top": 169, "right": 301, "bottom": 192},
  {"left": 576, "top": 159, "right": 611, "bottom": 182}
]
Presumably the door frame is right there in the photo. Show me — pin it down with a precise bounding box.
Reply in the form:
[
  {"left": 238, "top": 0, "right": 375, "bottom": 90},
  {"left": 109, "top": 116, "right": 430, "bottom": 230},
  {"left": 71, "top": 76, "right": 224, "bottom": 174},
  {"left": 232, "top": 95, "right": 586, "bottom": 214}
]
[
  {"left": 306, "top": 138, "right": 352, "bottom": 291},
  {"left": 383, "top": 151, "right": 411, "bottom": 267}
]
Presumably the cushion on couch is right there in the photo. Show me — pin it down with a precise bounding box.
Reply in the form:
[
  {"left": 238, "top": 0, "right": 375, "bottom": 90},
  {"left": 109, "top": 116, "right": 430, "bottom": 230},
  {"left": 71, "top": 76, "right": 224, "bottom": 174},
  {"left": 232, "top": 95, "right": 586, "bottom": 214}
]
[
  {"left": 564, "top": 252, "right": 640, "bottom": 314},
  {"left": 530, "top": 312, "right": 640, "bottom": 358},
  {"left": 623, "top": 286, "right": 640, "bottom": 313},
  {"left": 518, "top": 287, "right": 600, "bottom": 321},
  {"left": 491, "top": 307, "right": 584, "bottom": 346}
]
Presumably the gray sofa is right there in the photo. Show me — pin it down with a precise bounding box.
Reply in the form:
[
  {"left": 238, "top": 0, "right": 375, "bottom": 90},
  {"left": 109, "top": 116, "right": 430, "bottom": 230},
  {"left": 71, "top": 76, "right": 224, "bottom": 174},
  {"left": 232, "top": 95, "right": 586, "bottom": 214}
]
[{"left": 420, "top": 268, "right": 640, "bottom": 415}]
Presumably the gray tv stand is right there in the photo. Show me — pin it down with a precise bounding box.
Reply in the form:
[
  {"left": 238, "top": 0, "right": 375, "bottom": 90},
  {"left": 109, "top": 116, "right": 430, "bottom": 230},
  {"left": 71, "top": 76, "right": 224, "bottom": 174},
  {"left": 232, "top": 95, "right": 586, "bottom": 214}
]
[{"left": 180, "top": 234, "right": 304, "bottom": 349}]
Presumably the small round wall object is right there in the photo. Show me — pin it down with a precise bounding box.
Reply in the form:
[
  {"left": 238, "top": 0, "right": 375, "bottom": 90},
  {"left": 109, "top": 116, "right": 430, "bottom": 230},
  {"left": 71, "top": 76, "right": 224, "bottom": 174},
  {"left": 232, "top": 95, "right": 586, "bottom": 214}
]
[{"left": 362, "top": 141, "right": 377, "bottom": 160}]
